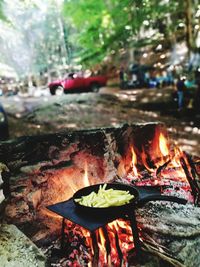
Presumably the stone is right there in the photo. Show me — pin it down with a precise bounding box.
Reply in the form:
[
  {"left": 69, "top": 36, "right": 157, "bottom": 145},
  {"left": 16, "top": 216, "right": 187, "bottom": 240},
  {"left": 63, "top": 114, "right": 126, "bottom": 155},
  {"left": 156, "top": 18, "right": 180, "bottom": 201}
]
[{"left": 0, "top": 224, "right": 46, "bottom": 267}]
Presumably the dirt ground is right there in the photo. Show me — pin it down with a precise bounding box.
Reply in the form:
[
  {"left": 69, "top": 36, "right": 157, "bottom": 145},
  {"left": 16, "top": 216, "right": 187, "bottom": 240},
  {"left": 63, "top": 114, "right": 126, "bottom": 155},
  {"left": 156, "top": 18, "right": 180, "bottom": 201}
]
[{"left": 3, "top": 86, "right": 200, "bottom": 157}]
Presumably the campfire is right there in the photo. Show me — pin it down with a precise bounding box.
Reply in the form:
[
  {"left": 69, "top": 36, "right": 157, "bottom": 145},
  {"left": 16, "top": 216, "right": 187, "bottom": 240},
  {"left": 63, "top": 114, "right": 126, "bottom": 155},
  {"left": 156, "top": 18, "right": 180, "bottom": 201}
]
[
  {"left": 0, "top": 122, "right": 200, "bottom": 266},
  {"left": 118, "top": 127, "right": 199, "bottom": 204}
]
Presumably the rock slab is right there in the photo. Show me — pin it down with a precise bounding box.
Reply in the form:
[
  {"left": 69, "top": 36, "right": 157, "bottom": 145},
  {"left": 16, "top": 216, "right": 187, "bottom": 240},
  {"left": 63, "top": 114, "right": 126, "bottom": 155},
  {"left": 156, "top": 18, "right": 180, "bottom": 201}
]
[{"left": 0, "top": 224, "right": 46, "bottom": 267}]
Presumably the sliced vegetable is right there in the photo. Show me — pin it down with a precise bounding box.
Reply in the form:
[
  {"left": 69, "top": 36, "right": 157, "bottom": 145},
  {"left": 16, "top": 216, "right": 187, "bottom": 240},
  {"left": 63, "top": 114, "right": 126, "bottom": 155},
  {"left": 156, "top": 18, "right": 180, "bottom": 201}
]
[{"left": 74, "top": 184, "right": 134, "bottom": 207}]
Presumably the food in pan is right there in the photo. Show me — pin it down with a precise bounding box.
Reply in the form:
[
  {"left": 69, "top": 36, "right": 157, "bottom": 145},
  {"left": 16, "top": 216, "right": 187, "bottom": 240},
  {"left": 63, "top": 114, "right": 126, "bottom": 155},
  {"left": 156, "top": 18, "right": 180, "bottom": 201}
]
[{"left": 74, "top": 184, "right": 134, "bottom": 207}]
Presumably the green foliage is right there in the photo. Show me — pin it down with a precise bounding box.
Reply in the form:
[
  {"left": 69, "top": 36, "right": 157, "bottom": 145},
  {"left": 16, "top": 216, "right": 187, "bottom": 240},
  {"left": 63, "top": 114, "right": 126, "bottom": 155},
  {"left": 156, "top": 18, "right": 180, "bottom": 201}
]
[
  {"left": 63, "top": 0, "right": 198, "bottom": 66},
  {"left": 0, "top": 0, "right": 199, "bottom": 77},
  {"left": 0, "top": 0, "right": 6, "bottom": 21}
]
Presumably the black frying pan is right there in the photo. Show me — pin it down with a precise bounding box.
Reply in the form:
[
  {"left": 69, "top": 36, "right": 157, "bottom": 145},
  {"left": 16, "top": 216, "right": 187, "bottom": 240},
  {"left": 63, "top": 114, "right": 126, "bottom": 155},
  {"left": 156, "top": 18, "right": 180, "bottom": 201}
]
[
  {"left": 73, "top": 183, "right": 187, "bottom": 217},
  {"left": 73, "top": 183, "right": 139, "bottom": 216}
]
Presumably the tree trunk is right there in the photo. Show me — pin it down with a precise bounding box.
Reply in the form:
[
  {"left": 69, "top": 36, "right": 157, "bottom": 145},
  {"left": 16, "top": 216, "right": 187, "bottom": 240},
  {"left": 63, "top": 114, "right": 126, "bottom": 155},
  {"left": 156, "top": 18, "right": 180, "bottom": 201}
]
[{"left": 185, "top": 0, "right": 193, "bottom": 59}]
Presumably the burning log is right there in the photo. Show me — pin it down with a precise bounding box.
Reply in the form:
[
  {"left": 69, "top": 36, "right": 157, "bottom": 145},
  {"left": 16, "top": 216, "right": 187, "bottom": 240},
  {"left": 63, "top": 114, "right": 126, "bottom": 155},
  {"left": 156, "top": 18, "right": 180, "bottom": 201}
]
[
  {"left": 156, "top": 159, "right": 171, "bottom": 177},
  {"left": 180, "top": 152, "right": 200, "bottom": 205}
]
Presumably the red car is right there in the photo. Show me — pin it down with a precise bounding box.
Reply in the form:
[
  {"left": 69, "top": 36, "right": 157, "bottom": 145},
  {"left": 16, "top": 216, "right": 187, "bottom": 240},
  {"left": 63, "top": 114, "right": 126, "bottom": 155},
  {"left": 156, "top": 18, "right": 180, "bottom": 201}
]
[{"left": 48, "top": 73, "right": 107, "bottom": 95}]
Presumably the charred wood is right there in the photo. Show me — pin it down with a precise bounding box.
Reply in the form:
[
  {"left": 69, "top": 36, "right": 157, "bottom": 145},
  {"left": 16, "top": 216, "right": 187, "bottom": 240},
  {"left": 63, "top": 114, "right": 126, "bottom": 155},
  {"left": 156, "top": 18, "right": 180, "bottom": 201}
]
[
  {"left": 142, "top": 242, "right": 185, "bottom": 267},
  {"left": 156, "top": 159, "right": 171, "bottom": 177},
  {"left": 180, "top": 155, "right": 200, "bottom": 205},
  {"left": 115, "top": 231, "right": 123, "bottom": 265},
  {"left": 91, "top": 231, "right": 99, "bottom": 267}
]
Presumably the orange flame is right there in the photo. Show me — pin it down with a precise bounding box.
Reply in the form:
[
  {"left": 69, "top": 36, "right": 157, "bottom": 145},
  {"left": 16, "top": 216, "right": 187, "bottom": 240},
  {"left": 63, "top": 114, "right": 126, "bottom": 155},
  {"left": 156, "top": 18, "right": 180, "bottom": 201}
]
[
  {"left": 149, "top": 130, "right": 170, "bottom": 167},
  {"left": 159, "top": 132, "right": 169, "bottom": 157},
  {"left": 110, "top": 220, "right": 134, "bottom": 261},
  {"left": 97, "top": 228, "right": 107, "bottom": 264},
  {"left": 83, "top": 161, "right": 90, "bottom": 186},
  {"left": 170, "top": 146, "right": 183, "bottom": 167},
  {"left": 41, "top": 161, "right": 92, "bottom": 220},
  {"left": 80, "top": 219, "right": 135, "bottom": 266},
  {"left": 131, "top": 146, "right": 138, "bottom": 177}
]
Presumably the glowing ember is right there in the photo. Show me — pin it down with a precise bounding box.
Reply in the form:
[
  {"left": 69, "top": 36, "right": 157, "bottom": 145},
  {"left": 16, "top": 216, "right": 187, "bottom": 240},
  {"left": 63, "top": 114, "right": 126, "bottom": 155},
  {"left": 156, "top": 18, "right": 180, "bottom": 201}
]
[
  {"left": 95, "top": 219, "right": 134, "bottom": 266},
  {"left": 62, "top": 218, "right": 135, "bottom": 266},
  {"left": 109, "top": 220, "right": 134, "bottom": 252}
]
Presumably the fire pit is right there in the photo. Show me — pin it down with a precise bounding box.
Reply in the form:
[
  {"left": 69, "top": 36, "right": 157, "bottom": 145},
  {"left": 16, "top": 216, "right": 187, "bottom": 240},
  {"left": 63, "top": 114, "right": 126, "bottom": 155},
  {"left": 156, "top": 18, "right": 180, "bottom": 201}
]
[
  {"left": 0, "top": 122, "right": 200, "bottom": 266},
  {"left": 47, "top": 184, "right": 186, "bottom": 265}
]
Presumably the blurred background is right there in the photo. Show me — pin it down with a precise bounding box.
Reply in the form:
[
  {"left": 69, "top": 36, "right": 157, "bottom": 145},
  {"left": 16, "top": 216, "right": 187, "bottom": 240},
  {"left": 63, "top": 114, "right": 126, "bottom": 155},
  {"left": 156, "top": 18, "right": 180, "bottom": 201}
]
[{"left": 0, "top": 0, "right": 200, "bottom": 155}]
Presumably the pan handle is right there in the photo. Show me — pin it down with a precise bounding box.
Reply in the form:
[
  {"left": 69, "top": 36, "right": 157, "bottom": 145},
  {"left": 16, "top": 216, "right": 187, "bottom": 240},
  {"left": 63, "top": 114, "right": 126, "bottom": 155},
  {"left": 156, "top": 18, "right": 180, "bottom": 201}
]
[{"left": 138, "top": 194, "right": 187, "bottom": 206}]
